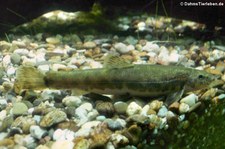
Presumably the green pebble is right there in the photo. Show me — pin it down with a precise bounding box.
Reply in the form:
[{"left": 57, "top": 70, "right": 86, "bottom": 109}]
[{"left": 12, "top": 102, "right": 28, "bottom": 115}]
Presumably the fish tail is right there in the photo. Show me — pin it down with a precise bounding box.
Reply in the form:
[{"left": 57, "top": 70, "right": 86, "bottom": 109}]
[{"left": 14, "top": 66, "right": 46, "bottom": 93}]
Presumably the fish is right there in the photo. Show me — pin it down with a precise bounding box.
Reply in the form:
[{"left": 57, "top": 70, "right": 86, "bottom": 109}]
[{"left": 14, "top": 55, "right": 220, "bottom": 104}]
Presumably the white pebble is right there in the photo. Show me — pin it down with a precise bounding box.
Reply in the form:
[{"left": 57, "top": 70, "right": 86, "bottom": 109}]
[
  {"left": 52, "top": 64, "right": 67, "bottom": 71},
  {"left": 179, "top": 103, "right": 190, "bottom": 114},
  {"left": 38, "top": 65, "right": 50, "bottom": 73},
  {"left": 53, "top": 129, "right": 75, "bottom": 141},
  {"left": 51, "top": 140, "right": 74, "bottom": 149},
  {"left": 14, "top": 48, "right": 29, "bottom": 56},
  {"left": 106, "top": 141, "right": 116, "bottom": 149},
  {"left": 140, "top": 105, "right": 150, "bottom": 116},
  {"left": 46, "top": 37, "right": 61, "bottom": 44},
  {"left": 114, "top": 42, "right": 130, "bottom": 54},
  {"left": 2, "top": 55, "right": 11, "bottom": 67},
  {"left": 30, "top": 125, "right": 47, "bottom": 139},
  {"left": 180, "top": 94, "right": 198, "bottom": 107},
  {"left": 7, "top": 67, "right": 16, "bottom": 76},
  {"left": 79, "top": 103, "right": 93, "bottom": 112},
  {"left": 168, "top": 52, "right": 180, "bottom": 63},
  {"left": 0, "top": 110, "right": 7, "bottom": 121},
  {"left": 142, "top": 42, "right": 160, "bottom": 53},
  {"left": 126, "top": 102, "right": 142, "bottom": 116},
  {"left": 87, "top": 109, "right": 99, "bottom": 120},
  {"left": 137, "top": 22, "right": 146, "bottom": 31},
  {"left": 75, "top": 121, "right": 101, "bottom": 137},
  {"left": 62, "top": 96, "right": 82, "bottom": 107}
]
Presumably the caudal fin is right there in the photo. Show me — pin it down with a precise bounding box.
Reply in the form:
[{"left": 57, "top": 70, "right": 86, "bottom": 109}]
[{"left": 14, "top": 66, "right": 46, "bottom": 93}]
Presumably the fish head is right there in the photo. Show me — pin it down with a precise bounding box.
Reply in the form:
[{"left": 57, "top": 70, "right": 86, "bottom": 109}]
[{"left": 186, "top": 70, "right": 220, "bottom": 91}]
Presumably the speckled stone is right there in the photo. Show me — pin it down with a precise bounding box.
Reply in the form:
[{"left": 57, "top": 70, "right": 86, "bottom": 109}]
[
  {"left": 0, "top": 116, "right": 13, "bottom": 132},
  {"left": 40, "top": 110, "right": 67, "bottom": 127},
  {"left": 62, "top": 96, "right": 82, "bottom": 107},
  {"left": 149, "top": 100, "right": 163, "bottom": 111},
  {"left": 95, "top": 101, "right": 115, "bottom": 118},
  {"left": 12, "top": 116, "right": 36, "bottom": 133}
]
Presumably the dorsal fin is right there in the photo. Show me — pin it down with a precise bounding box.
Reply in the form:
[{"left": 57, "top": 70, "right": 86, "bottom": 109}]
[{"left": 103, "top": 54, "right": 133, "bottom": 69}]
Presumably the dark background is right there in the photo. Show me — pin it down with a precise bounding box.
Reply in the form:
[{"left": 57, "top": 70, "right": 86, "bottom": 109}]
[{"left": 0, "top": 0, "right": 224, "bottom": 34}]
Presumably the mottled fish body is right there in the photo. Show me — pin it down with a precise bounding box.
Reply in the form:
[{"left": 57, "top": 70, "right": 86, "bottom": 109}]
[{"left": 14, "top": 55, "right": 218, "bottom": 102}]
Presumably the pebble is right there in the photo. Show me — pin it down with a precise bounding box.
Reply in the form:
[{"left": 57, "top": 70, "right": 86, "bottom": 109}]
[
  {"left": 114, "top": 101, "right": 128, "bottom": 114},
  {"left": 0, "top": 116, "right": 13, "bottom": 132},
  {"left": 12, "top": 102, "right": 28, "bottom": 115},
  {"left": 53, "top": 129, "right": 75, "bottom": 141},
  {"left": 30, "top": 125, "right": 47, "bottom": 139},
  {"left": 180, "top": 93, "right": 198, "bottom": 107},
  {"left": 7, "top": 67, "right": 16, "bottom": 76},
  {"left": 140, "top": 105, "right": 150, "bottom": 116},
  {"left": 14, "top": 48, "right": 29, "bottom": 56},
  {"left": 122, "top": 124, "right": 142, "bottom": 145},
  {"left": 51, "top": 140, "right": 74, "bottom": 149},
  {"left": 126, "top": 102, "right": 142, "bottom": 116},
  {"left": 137, "top": 22, "right": 146, "bottom": 31},
  {"left": 157, "top": 106, "right": 168, "bottom": 117},
  {"left": 149, "top": 100, "right": 163, "bottom": 111},
  {"left": 62, "top": 96, "right": 82, "bottom": 107},
  {"left": 0, "top": 110, "right": 7, "bottom": 121},
  {"left": 110, "top": 134, "right": 129, "bottom": 148},
  {"left": 83, "top": 41, "right": 96, "bottom": 49},
  {"left": 12, "top": 116, "right": 36, "bottom": 133},
  {"left": 142, "top": 42, "right": 160, "bottom": 53},
  {"left": 46, "top": 37, "right": 61, "bottom": 44},
  {"left": 10, "top": 53, "right": 21, "bottom": 64},
  {"left": 114, "top": 42, "right": 130, "bottom": 54},
  {"left": 73, "top": 138, "right": 90, "bottom": 149},
  {"left": 75, "top": 121, "right": 101, "bottom": 137},
  {"left": 40, "top": 110, "right": 67, "bottom": 127},
  {"left": 105, "top": 118, "right": 126, "bottom": 130},
  {"left": 222, "top": 75, "right": 225, "bottom": 82},
  {"left": 201, "top": 88, "right": 218, "bottom": 100},
  {"left": 96, "top": 115, "right": 106, "bottom": 121},
  {"left": 218, "top": 94, "right": 225, "bottom": 100},
  {"left": 87, "top": 109, "right": 99, "bottom": 120},
  {"left": 78, "top": 102, "right": 93, "bottom": 111},
  {"left": 95, "top": 101, "right": 115, "bottom": 117},
  {"left": 179, "top": 103, "right": 190, "bottom": 113},
  {"left": 38, "top": 65, "right": 50, "bottom": 73},
  {"left": 56, "top": 121, "right": 79, "bottom": 132}
]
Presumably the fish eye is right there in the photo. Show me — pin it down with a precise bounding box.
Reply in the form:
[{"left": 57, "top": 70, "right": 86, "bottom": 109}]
[{"left": 198, "top": 75, "right": 204, "bottom": 79}]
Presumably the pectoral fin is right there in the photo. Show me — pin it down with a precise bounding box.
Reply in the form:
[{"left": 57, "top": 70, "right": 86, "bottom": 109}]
[{"left": 165, "top": 88, "right": 184, "bottom": 106}]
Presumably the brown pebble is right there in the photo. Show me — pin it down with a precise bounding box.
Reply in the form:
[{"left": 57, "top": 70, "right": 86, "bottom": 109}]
[
  {"left": 57, "top": 121, "right": 79, "bottom": 132},
  {"left": 0, "top": 138, "right": 15, "bottom": 148},
  {"left": 169, "top": 102, "right": 180, "bottom": 113},
  {"left": 147, "top": 109, "right": 156, "bottom": 115},
  {"left": 95, "top": 100, "right": 115, "bottom": 118},
  {"left": 40, "top": 109, "right": 67, "bottom": 127}
]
